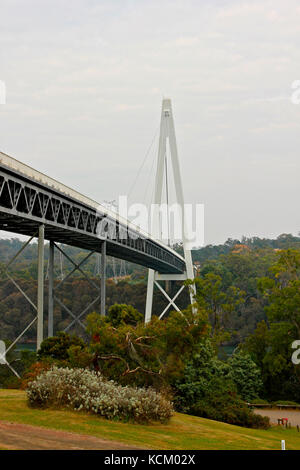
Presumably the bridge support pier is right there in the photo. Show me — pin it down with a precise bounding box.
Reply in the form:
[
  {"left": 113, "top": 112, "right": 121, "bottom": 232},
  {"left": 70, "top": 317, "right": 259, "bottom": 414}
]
[
  {"left": 37, "top": 225, "right": 45, "bottom": 349},
  {"left": 145, "top": 272, "right": 192, "bottom": 323},
  {"left": 100, "top": 240, "right": 106, "bottom": 316},
  {"left": 48, "top": 240, "right": 54, "bottom": 338}
]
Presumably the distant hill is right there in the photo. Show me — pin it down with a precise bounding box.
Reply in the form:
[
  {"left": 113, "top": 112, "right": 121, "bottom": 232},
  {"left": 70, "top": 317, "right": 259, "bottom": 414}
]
[{"left": 192, "top": 233, "right": 300, "bottom": 263}]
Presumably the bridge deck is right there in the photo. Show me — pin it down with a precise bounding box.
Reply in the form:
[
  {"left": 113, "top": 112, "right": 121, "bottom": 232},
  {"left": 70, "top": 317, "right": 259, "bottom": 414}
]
[{"left": 0, "top": 152, "right": 185, "bottom": 274}]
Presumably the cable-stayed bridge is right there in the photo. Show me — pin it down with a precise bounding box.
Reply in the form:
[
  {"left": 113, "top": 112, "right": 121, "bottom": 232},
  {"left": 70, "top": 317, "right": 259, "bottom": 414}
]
[{"left": 0, "top": 99, "right": 196, "bottom": 370}]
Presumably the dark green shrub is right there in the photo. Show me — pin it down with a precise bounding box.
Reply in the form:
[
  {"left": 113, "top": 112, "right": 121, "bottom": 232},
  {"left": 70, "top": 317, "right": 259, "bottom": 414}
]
[
  {"left": 274, "top": 400, "right": 300, "bottom": 406},
  {"left": 37, "top": 332, "right": 85, "bottom": 361},
  {"left": 250, "top": 398, "right": 270, "bottom": 405},
  {"left": 190, "top": 378, "right": 270, "bottom": 429},
  {"left": 107, "top": 304, "right": 143, "bottom": 327}
]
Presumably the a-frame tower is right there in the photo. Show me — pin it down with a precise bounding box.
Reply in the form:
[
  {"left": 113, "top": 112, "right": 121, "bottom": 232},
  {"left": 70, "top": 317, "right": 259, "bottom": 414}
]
[{"left": 145, "top": 98, "right": 195, "bottom": 323}]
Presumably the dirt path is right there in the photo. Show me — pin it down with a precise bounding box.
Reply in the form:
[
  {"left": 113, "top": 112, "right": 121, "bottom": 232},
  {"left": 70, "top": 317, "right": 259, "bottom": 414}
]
[
  {"left": 254, "top": 408, "right": 300, "bottom": 427},
  {"left": 0, "top": 420, "right": 142, "bottom": 450}
]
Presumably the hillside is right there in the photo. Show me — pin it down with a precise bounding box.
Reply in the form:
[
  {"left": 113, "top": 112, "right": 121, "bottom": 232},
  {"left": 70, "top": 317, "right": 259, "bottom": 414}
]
[{"left": 0, "top": 389, "right": 299, "bottom": 450}]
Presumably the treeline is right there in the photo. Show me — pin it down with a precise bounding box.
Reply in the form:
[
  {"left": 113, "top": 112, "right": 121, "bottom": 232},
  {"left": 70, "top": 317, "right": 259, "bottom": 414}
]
[
  {"left": 192, "top": 233, "right": 300, "bottom": 343},
  {"left": 1, "top": 233, "right": 300, "bottom": 344},
  {"left": 192, "top": 233, "right": 300, "bottom": 263}
]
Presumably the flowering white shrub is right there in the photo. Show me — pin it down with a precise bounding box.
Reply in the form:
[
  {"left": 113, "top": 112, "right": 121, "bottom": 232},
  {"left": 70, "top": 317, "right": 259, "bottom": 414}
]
[{"left": 26, "top": 366, "right": 173, "bottom": 423}]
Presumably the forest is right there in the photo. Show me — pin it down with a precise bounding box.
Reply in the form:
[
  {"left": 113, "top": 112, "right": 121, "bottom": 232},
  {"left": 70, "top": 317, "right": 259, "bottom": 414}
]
[{"left": 0, "top": 232, "right": 300, "bottom": 344}]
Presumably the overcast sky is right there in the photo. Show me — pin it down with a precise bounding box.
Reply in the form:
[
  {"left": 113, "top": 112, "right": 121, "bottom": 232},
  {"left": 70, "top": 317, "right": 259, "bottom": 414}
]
[{"left": 1, "top": 0, "right": 300, "bottom": 246}]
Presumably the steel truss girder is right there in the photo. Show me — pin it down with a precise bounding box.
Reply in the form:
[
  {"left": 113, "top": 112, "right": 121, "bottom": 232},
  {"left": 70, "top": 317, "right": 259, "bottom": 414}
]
[{"left": 0, "top": 166, "right": 185, "bottom": 274}]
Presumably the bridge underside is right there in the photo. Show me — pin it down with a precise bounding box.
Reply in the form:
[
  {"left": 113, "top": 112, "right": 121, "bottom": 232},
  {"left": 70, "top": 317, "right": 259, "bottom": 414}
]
[{"left": 0, "top": 210, "right": 172, "bottom": 272}]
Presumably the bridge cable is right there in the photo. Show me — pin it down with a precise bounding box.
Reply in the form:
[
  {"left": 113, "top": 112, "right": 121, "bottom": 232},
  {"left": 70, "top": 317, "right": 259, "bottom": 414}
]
[
  {"left": 142, "top": 140, "right": 157, "bottom": 208},
  {"left": 127, "top": 125, "right": 159, "bottom": 202}
]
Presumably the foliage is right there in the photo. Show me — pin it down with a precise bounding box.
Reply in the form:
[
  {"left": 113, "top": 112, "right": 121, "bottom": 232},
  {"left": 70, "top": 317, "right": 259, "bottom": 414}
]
[
  {"left": 227, "top": 352, "right": 263, "bottom": 402},
  {"left": 258, "top": 249, "right": 300, "bottom": 335},
  {"left": 2, "top": 233, "right": 300, "bottom": 343},
  {"left": 86, "top": 307, "right": 210, "bottom": 388},
  {"left": 27, "top": 366, "right": 173, "bottom": 423},
  {"left": 191, "top": 273, "right": 245, "bottom": 343},
  {"left": 107, "top": 303, "right": 143, "bottom": 327},
  {"left": 21, "top": 361, "right": 52, "bottom": 389},
  {"left": 250, "top": 398, "right": 270, "bottom": 405},
  {"left": 242, "top": 320, "right": 269, "bottom": 371},
  {"left": 0, "top": 277, "right": 190, "bottom": 341},
  {"left": 37, "top": 332, "right": 86, "bottom": 361},
  {"left": 243, "top": 250, "right": 300, "bottom": 401},
  {"left": 173, "top": 345, "right": 262, "bottom": 414},
  {"left": 189, "top": 378, "right": 270, "bottom": 429},
  {"left": 274, "top": 400, "right": 300, "bottom": 406},
  {"left": 173, "top": 340, "right": 229, "bottom": 412}
]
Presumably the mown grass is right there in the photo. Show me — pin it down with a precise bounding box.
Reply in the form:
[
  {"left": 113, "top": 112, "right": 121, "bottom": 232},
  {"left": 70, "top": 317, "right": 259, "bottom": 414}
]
[{"left": 0, "top": 389, "right": 300, "bottom": 450}]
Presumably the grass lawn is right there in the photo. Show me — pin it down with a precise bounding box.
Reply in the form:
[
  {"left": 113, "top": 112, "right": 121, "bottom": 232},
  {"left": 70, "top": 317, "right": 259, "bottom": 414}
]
[{"left": 0, "top": 389, "right": 300, "bottom": 450}]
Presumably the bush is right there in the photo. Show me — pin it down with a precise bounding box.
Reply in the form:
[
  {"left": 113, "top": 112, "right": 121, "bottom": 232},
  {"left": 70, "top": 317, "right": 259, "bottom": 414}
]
[
  {"left": 190, "top": 378, "right": 270, "bottom": 429},
  {"left": 249, "top": 398, "right": 270, "bottom": 405},
  {"left": 274, "top": 400, "right": 300, "bottom": 406},
  {"left": 4, "top": 376, "right": 21, "bottom": 389},
  {"left": 26, "top": 366, "right": 173, "bottom": 424},
  {"left": 38, "top": 332, "right": 86, "bottom": 361},
  {"left": 21, "top": 361, "right": 52, "bottom": 389},
  {"left": 107, "top": 304, "right": 143, "bottom": 327}
]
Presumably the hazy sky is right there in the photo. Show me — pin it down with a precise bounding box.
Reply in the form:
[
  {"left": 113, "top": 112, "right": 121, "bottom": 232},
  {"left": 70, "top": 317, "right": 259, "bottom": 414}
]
[{"left": 1, "top": 0, "right": 300, "bottom": 246}]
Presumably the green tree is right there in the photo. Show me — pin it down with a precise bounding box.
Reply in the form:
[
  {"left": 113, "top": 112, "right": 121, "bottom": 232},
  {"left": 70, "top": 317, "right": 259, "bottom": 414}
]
[
  {"left": 242, "top": 320, "right": 269, "bottom": 371},
  {"left": 243, "top": 250, "right": 300, "bottom": 400},
  {"left": 258, "top": 250, "right": 300, "bottom": 336},
  {"left": 192, "top": 273, "right": 245, "bottom": 342},
  {"left": 227, "top": 352, "right": 263, "bottom": 401},
  {"left": 38, "top": 332, "right": 85, "bottom": 361},
  {"left": 107, "top": 303, "right": 143, "bottom": 327},
  {"left": 86, "top": 307, "right": 210, "bottom": 388}
]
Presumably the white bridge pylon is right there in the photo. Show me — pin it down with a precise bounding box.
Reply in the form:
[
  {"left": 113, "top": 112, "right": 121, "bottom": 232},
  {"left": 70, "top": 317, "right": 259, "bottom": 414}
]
[{"left": 145, "top": 98, "right": 195, "bottom": 323}]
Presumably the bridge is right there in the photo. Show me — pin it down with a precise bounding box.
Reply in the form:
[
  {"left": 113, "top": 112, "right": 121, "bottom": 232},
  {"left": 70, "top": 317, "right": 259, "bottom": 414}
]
[
  {"left": 0, "top": 99, "right": 195, "bottom": 372},
  {"left": 0, "top": 152, "right": 185, "bottom": 275}
]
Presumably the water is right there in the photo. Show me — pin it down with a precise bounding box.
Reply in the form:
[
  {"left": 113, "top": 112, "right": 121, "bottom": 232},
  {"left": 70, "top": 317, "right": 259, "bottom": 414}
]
[{"left": 15, "top": 343, "right": 36, "bottom": 352}]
